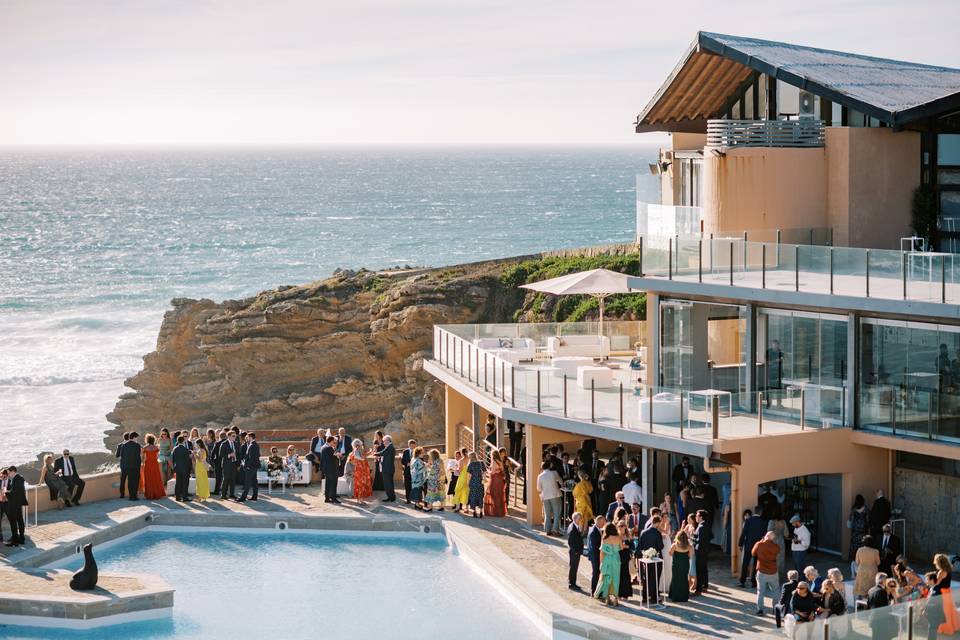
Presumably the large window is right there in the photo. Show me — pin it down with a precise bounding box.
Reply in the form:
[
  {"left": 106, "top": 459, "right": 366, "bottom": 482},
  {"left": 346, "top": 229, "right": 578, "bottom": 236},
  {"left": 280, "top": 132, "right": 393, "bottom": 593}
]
[
  {"left": 757, "top": 309, "right": 848, "bottom": 426},
  {"left": 859, "top": 319, "right": 960, "bottom": 442}
]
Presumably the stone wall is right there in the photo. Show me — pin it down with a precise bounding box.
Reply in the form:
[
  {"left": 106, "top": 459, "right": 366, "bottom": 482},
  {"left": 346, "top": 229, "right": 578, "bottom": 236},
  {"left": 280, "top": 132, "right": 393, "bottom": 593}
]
[{"left": 893, "top": 466, "right": 960, "bottom": 562}]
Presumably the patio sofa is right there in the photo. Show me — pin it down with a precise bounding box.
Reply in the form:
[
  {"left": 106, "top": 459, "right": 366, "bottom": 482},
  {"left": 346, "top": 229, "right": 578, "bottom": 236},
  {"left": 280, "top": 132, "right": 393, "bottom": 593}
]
[
  {"left": 473, "top": 337, "right": 537, "bottom": 362},
  {"left": 546, "top": 335, "right": 610, "bottom": 358}
]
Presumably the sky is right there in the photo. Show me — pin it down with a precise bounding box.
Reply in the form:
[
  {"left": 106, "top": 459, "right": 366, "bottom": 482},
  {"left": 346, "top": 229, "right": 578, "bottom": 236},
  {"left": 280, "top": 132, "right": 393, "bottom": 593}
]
[{"left": 1, "top": 0, "right": 958, "bottom": 145}]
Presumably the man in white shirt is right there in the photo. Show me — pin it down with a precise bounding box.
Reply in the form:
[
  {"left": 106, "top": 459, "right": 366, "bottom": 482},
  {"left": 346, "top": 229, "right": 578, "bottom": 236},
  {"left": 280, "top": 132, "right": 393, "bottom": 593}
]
[
  {"left": 537, "top": 461, "right": 563, "bottom": 536},
  {"left": 621, "top": 472, "right": 643, "bottom": 513},
  {"left": 789, "top": 515, "right": 811, "bottom": 571}
]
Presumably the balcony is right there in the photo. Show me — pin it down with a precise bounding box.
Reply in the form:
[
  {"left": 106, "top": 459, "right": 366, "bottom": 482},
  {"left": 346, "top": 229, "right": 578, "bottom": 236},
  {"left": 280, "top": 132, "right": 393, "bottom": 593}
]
[
  {"left": 707, "top": 118, "right": 825, "bottom": 148},
  {"left": 428, "top": 322, "right": 842, "bottom": 453},
  {"left": 636, "top": 202, "right": 702, "bottom": 242}
]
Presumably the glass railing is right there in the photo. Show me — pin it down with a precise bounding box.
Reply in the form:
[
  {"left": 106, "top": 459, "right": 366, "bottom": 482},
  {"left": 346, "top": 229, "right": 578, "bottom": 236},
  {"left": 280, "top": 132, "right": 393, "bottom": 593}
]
[
  {"left": 432, "top": 326, "right": 846, "bottom": 443},
  {"left": 859, "top": 387, "right": 960, "bottom": 444},
  {"left": 746, "top": 587, "right": 960, "bottom": 639},
  {"left": 640, "top": 235, "right": 960, "bottom": 304}
]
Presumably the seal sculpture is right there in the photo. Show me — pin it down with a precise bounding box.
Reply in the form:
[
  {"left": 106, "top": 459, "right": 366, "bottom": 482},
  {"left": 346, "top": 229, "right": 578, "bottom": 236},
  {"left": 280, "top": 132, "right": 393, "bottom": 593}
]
[{"left": 70, "top": 543, "right": 98, "bottom": 590}]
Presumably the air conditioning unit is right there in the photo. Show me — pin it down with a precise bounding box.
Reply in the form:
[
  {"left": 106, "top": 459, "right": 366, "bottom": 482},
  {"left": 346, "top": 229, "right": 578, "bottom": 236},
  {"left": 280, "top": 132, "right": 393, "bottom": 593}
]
[{"left": 799, "top": 91, "right": 816, "bottom": 117}]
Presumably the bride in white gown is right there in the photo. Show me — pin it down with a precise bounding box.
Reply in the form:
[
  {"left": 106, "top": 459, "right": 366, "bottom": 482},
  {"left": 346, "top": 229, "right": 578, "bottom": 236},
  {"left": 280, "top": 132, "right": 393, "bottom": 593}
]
[{"left": 658, "top": 517, "right": 674, "bottom": 593}]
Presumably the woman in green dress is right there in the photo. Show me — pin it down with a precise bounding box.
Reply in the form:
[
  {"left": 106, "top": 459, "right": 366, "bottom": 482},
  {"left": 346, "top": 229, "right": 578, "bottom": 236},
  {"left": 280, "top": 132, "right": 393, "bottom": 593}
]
[
  {"left": 594, "top": 522, "right": 622, "bottom": 606},
  {"left": 668, "top": 529, "right": 694, "bottom": 602}
]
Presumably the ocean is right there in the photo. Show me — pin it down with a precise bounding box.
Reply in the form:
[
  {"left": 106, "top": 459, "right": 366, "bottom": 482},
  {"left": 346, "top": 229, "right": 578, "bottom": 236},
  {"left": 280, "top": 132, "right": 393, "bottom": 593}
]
[{"left": 0, "top": 146, "right": 659, "bottom": 464}]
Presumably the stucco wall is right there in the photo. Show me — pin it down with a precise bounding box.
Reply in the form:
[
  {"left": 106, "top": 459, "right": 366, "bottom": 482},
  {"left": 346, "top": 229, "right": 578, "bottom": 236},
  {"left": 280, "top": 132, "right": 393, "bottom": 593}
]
[
  {"left": 702, "top": 146, "right": 828, "bottom": 236},
  {"left": 714, "top": 429, "right": 890, "bottom": 567},
  {"left": 826, "top": 127, "right": 919, "bottom": 249}
]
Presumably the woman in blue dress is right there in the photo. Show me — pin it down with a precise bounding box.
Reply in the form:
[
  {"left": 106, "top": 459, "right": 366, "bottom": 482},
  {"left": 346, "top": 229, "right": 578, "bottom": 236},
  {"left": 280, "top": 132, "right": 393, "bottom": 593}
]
[{"left": 466, "top": 451, "right": 485, "bottom": 518}]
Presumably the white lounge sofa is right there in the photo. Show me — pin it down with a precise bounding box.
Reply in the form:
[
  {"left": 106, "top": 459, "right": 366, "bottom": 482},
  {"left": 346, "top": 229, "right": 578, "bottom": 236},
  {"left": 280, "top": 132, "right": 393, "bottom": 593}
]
[
  {"left": 257, "top": 459, "right": 312, "bottom": 486},
  {"left": 547, "top": 335, "right": 610, "bottom": 358},
  {"left": 638, "top": 392, "right": 683, "bottom": 423},
  {"left": 473, "top": 337, "right": 537, "bottom": 361}
]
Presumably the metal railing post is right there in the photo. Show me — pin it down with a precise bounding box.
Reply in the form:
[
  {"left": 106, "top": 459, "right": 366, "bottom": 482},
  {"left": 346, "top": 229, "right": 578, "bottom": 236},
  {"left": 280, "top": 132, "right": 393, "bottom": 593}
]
[
  {"left": 619, "top": 383, "right": 624, "bottom": 427},
  {"left": 942, "top": 256, "right": 947, "bottom": 303},
  {"left": 698, "top": 239, "right": 703, "bottom": 282},
  {"left": 800, "top": 388, "right": 806, "bottom": 430},
  {"left": 510, "top": 365, "right": 515, "bottom": 408},
  {"left": 762, "top": 243, "right": 766, "bottom": 289},
  {"left": 902, "top": 251, "right": 907, "bottom": 300},
  {"left": 648, "top": 387, "right": 653, "bottom": 433},
  {"left": 829, "top": 247, "right": 834, "bottom": 295},
  {"left": 795, "top": 244, "right": 800, "bottom": 292},
  {"left": 679, "top": 393, "right": 684, "bottom": 438},
  {"left": 743, "top": 231, "right": 748, "bottom": 271},
  {"left": 891, "top": 393, "right": 897, "bottom": 436},
  {"left": 537, "top": 370, "right": 541, "bottom": 412},
  {"left": 907, "top": 603, "right": 914, "bottom": 640},
  {"left": 591, "top": 380, "right": 596, "bottom": 424},
  {"left": 446, "top": 333, "right": 451, "bottom": 367},
  {"left": 711, "top": 395, "right": 719, "bottom": 439},
  {"left": 460, "top": 341, "right": 464, "bottom": 377},
  {"left": 822, "top": 620, "right": 829, "bottom": 640},
  {"left": 563, "top": 375, "right": 568, "bottom": 417},
  {"left": 501, "top": 361, "right": 505, "bottom": 400},
  {"left": 928, "top": 391, "right": 934, "bottom": 439},
  {"left": 483, "top": 352, "right": 488, "bottom": 391},
  {"left": 758, "top": 391, "right": 764, "bottom": 435},
  {"left": 866, "top": 249, "right": 871, "bottom": 297},
  {"left": 809, "top": 228, "right": 814, "bottom": 246},
  {"left": 638, "top": 236, "right": 644, "bottom": 277},
  {"left": 709, "top": 233, "right": 714, "bottom": 272},
  {"left": 668, "top": 237, "right": 673, "bottom": 280},
  {"left": 492, "top": 359, "right": 497, "bottom": 397},
  {"left": 729, "top": 241, "right": 734, "bottom": 285}
]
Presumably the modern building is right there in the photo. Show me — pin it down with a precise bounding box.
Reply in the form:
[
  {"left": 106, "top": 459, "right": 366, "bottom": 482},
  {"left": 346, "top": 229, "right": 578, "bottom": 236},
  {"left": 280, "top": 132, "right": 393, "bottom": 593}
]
[{"left": 426, "top": 32, "right": 960, "bottom": 568}]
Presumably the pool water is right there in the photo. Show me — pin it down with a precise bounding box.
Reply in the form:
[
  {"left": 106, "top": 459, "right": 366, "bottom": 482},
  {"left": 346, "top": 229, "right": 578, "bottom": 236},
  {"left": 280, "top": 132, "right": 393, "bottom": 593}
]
[{"left": 3, "top": 529, "right": 542, "bottom": 639}]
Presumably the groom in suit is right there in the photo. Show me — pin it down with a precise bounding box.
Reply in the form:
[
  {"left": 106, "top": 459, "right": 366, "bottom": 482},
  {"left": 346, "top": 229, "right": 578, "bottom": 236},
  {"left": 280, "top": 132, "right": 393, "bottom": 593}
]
[
  {"left": 238, "top": 432, "right": 261, "bottom": 502},
  {"left": 119, "top": 432, "right": 142, "bottom": 501},
  {"left": 376, "top": 435, "right": 397, "bottom": 502},
  {"left": 220, "top": 431, "right": 239, "bottom": 500},
  {"left": 171, "top": 435, "right": 193, "bottom": 502},
  {"left": 320, "top": 436, "right": 340, "bottom": 504},
  {"left": 2, "top": 467, "right": 28, "bottom": 547}
]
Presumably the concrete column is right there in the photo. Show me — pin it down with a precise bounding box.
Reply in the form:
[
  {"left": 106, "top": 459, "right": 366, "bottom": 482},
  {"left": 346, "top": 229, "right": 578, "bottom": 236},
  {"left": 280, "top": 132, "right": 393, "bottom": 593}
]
[
  {"left": 444, "top": 386, "right": 473, "bottom": 454},
  {"left": 525, "top": 424, "right": 581, "bottom": 526},
  {"left": 646, "top": 293, "right": 660, "bottom": 386},
  {"left": 641, "top": 447, "right": 652, "bottom": 513}
]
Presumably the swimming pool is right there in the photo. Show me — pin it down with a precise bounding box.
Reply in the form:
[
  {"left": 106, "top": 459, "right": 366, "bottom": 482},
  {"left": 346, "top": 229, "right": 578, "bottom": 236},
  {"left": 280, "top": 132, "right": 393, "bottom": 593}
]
[{"left": 2, "top": 528, "right": 543, "bottom": 639}]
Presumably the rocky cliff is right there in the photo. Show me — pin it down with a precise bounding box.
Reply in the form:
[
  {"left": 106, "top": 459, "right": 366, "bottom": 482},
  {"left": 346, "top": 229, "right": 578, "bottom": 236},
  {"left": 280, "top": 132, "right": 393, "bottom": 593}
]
[{"left": 105, "top": 246, "right": 641, "bottom": 452}]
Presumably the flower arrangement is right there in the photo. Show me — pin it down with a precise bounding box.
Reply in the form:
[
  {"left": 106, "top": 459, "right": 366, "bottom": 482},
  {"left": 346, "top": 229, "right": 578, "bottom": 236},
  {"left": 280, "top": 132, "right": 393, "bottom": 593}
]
[{"left": 640, "top": 548, "right": 660, "bottom": 560}]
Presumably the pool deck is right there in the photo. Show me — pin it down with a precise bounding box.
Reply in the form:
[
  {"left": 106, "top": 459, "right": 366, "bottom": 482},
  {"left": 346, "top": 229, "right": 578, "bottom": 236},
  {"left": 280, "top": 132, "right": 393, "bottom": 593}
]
[{"left": 0, "top": 488, "right": 839, "bottom": 638}]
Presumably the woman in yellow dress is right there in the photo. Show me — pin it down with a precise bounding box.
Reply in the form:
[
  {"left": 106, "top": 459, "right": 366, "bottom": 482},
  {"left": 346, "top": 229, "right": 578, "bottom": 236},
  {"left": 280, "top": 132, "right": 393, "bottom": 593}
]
[
  {"left": 453, "top": 447, "right": 471, "bottom": 511},
  {"left": 573, "top": 470, "right": 594, "bottom": 523},
  {"left": 194, "top": 443, "right": 211, "bottom": 501}
]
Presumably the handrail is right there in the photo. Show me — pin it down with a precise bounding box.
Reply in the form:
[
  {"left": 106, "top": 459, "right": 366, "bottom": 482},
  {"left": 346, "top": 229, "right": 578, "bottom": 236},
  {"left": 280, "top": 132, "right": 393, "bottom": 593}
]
[{"left": 707, "top": 118, "right": 825, "bottom": 148}]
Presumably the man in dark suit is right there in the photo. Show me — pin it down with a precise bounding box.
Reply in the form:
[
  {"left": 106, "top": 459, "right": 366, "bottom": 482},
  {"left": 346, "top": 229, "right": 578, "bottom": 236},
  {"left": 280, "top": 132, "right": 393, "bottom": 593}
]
[
  {"left": 119, "top": 432, "right": 142, "bottom": 500},
  {"left": 700, "top": 473, "right": 720, "bottom": 524},
  {"left": 605, "top": 491, "right": 628, "bottom": 521},
  {"left": 220, "top": 431, "right": 239, "bottom": 499},
  {"left": 320, "top": 435, "right": 340, "bottom": 504},
  {"left": 878, "top": 524, "right": 902, "bottom": 575},
  {"left": 638, "top": 515, "right": 665, "bottom": 604},
  {"left": 567, "top": 512, "right": 584, "bottom": 591},
  {"left": 587, "top": 515, "right": 606, "bottom": 594},
  {"left": 870, "top": 489, "right": 892, "bottom": 539},
  {"left": 336, "top": 428, "right": 352, "bottom": 476},
  {"left": 866, "top": 573, "right": 896, "bottom": 640},
  {"left": 739, "top": 507, "right": 767, "bottom": 588},
  {"left": 171, "top": 435, "right": 193, "bottom": 502},
  {"left": 54, "top": 449, "right": 85, "bottom": 504},
  {"left": 211, "top": 430, "right": 226, "bottom": 496},
  {"left": 587, "top": 449, "right": 605, "bottom": 515},
  {"left": 0, "top": 468, "right": 10, "bottom": 543},
  {"left": 238, "top": 432, "right": 261, "bottom": 502},
  {"left": 694, "top": 509, "right": 712, "bottom": 594},
  {"left": 401, "top": 439, "right": 416, "bottom": 504},
  {"left": 672, "top": 456, "right": 693, "bottom": 493},
  {"left": 2, "top": 466, "right": 27, "bottom": 547},
  {"left": 376, "top": 435, "right": 397, "bottom": 502},
  {"left": 115, "top": 432, "right": 130, "bottom": 498}
]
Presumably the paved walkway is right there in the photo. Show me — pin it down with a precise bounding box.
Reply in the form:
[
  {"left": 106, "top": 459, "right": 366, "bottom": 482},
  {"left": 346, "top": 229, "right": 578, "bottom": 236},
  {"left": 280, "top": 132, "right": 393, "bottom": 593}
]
[{"left": 1, "top": 487, "right": 842, "bottom": 638}]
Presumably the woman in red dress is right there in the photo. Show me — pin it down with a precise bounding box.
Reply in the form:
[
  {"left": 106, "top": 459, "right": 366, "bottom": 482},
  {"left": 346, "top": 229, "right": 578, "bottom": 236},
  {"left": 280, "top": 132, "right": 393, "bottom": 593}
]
[
  {"left": 483, "top": 449, "right": 507, "bottom": 517},
  {"left": 349, "top": 439, "right": 372, "bottom": 505},
  {"left": 141, "top": 434, "right": 166, "bottom": 500}
]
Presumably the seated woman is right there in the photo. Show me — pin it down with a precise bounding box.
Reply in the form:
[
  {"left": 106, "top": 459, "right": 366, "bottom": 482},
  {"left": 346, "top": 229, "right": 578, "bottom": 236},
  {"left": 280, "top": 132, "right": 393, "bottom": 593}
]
[
  {"left": 267, "top": 447, "right": 284, "bottom": 472},
  {"left": 284, "top": 445, "right": 300, "bottom": 481},
  {"left": 40, "top": 454, "right": 73, "bottom": 508}
]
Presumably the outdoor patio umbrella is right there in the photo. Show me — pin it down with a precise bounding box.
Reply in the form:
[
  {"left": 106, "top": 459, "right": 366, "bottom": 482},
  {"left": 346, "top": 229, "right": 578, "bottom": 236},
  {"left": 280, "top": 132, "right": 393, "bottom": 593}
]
[{"left": 519, "top": 268, "right": 635, "bottom": 336}]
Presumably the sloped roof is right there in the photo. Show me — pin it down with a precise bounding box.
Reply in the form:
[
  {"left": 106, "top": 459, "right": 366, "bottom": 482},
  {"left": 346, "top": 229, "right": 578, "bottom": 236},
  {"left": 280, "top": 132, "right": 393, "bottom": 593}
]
[{"left": 636, "top": 31, "right": 960, "bottom": 132}]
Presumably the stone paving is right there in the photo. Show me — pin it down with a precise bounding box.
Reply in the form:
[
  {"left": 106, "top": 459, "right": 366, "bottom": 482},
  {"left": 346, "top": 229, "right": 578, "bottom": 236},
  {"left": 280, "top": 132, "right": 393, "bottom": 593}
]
[{"left": 0, "top": 487, "right": 843, "bottom": 638}]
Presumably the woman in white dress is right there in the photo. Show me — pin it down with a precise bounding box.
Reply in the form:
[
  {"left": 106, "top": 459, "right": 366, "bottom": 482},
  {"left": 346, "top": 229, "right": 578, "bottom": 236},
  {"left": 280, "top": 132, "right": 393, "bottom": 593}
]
[{"left": 658, "top": 511, "right": 674, "bottom": 593}]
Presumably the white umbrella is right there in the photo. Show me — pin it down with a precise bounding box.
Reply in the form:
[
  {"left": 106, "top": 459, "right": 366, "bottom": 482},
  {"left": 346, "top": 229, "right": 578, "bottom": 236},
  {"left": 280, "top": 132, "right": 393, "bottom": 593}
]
[{"left": 520, "top": 268, "right": 635, "bottom": 336}]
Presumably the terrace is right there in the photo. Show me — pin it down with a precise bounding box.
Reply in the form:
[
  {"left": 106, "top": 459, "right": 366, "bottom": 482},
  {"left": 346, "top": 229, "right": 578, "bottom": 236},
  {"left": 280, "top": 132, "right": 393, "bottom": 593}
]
[{"left": 427, "top": 321, "right": 843, "bottom": 457}]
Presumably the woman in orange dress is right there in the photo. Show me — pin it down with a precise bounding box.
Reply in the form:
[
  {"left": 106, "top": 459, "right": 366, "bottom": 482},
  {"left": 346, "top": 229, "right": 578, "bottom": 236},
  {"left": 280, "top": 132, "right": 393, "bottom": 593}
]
[
  {"left": 141, "top": 433, "right": 166, "bottom": 500},
  {"left": 483, "top": 449, "right": 507, "bottom": 517},
  {"left": 349, "top": 439, "right": 372, "bottom": 505},
  {"left": 934, "top": 553, "right": 960, "bottom": 634}
]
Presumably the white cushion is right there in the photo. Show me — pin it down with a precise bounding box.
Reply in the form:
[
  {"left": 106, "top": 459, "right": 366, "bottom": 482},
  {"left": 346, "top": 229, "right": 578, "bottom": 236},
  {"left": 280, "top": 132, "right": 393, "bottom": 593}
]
[{"left": 473, "top": 337, "right": 536, "bottom": 361}]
